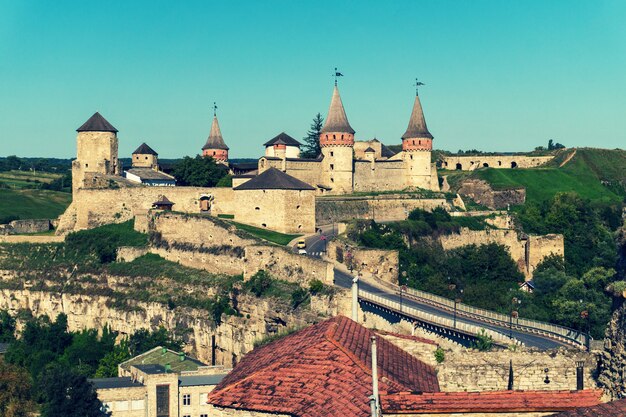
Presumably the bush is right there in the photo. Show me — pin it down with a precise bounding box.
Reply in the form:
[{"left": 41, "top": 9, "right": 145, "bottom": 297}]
[
  {"left": 309, "top": 279, "right": 325, "bottom": 295},
  {"left": 291, "top": 288, "right": 309, "bottom": 309},
  {"left": 471, "top": 329, "right": 494, "bottom": 351},
  {"left": 434, "top": 346, "right": 445, "bottom": 363},
  {"left": 245, "top": 271, "right": 273, "bottom": 297}
]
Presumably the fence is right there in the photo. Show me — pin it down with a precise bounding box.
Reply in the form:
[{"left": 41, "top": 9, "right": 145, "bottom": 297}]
[
  {"left": 359, "top": 289, "right": 516, "bottom": 345},
  {"left": 390, "top": 284, "right": 589, "bottom": 348}
]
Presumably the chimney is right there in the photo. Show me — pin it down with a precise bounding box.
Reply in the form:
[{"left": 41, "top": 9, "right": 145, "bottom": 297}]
[
  {"left": 165, "top": 363, "right": 171, "bottom": 373},
  {"left": 352, "top": 277, "right": 359, "bottom": 321},
  {"left": 371, "top": 336, "right": 380, "bottom": 417}
]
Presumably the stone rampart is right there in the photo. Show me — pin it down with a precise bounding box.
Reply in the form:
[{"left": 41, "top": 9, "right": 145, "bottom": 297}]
[
  {"left": 0, "top": 235, "right": 65, "bottom": 243},
  {"left": 316, "top": 196, "right": 449, "bottom": 225},
  {"left": 437, "top": 348, "right": 597, "bottom": 392},
  {"left": 441, "top": 155, "right": 554, "bottom": 171},
  {"left": 439, "top": 228, "right": 564, "bottom": 279},
  {"left": 148, "top": 211, "right": 256, "bottom": 248},
  {"left": 327, "top": 239, "right": 399, "bottom": 284},
  {"left": 57, "top": 186, "right": 235, "bottom": 233},
  {"left": 0, "top": 219, "right": 51, "bottom": 235},
  {"left": 458, "top": 179, "right": 526, "bottom": 209},
  {"left": 243, "top": 245, "right": 334, "bottom": 285}
]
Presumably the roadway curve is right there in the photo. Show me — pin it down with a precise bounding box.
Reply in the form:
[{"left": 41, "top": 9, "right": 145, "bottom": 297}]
[{"left": 296, "top": 225, "right": 567, "bottom": 349}]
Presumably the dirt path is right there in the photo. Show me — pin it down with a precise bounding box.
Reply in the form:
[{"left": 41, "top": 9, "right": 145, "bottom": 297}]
[{"left": 559, "top": 148, "right": 577, "bottom": 167}]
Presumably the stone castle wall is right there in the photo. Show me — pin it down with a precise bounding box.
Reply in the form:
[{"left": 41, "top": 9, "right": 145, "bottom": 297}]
[
  {"left": 353, "top": 160, "right": 406, "bottom": 192},
  {"left": 316, "top": 196, "right": 449, "bottom": 225},
  {"left": 243, "top": 245, "right": 334, "bottom": 285},
  {"left": 57, "top": 186, "right": 235, "bottom": 233},
  {"left": 0, "top": 219, "right": 51, "bottom": 235},
  {"left": 439, "top": 228, "right": 564, "bottom": 278},
  {"left": 458, "top": 179, "right": 526, "bottom": 209},
  {"left": 437, "top": 348, "right": 597, "bottom": 392},
  {"left": 441, "top": 155, "right": 554, "bottom": 171},
  {"left": 233, "top": 188, "right": 316, "bottom": 234},
  {"left": 327, "top": 239, "right": 399, "bottom": 284}
]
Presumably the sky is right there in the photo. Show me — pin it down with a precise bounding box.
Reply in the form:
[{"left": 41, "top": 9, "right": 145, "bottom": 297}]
[{"left": 0, "top": 0, "right": 625, "bottom": 159}]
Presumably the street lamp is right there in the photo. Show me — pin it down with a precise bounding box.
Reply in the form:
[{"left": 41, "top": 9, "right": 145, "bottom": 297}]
[
  {"left": 400, "top": 285, "right": 407, "bottom": 312},
  {"left": 580, "top": 309, "right": 590, "bottom": 351},
  {"left": 448, "top": 284, "right": 463, "bottom": 329},
  {"left": 510, "top": 297, "right": 521, "bottom": 339}
]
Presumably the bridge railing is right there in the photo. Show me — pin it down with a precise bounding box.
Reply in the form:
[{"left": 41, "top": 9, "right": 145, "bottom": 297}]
[
  {"left": 396, "top": 284, "right": 588, "bottom": 348},
  {"left": 358, "top": 289, "right": 517, "bottom": 345}
]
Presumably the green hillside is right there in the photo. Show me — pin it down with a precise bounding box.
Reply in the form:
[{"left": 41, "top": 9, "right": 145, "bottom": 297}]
[
  {"left": 467, "top": 148, "right": 625, "bottom": 205},
  {"left": 0, "top": 189, "right": 72, "bottom": 221}
]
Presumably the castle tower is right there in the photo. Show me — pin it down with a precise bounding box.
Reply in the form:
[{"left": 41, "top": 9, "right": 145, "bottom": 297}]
[
  {"left": 72, "top": 112, "right": 120, "bottom": 192},
  {"left": 401, "top": 89, "right": 435, "bottom": 190},
  {"left": 202, "top": 109, "right": 229, "bottom": 163},
  {"left": 132, "top": 142, "right": 159, "bottom": 169},
  {"left": 320, "top": 85, "right": 355, "bottom": 194}
]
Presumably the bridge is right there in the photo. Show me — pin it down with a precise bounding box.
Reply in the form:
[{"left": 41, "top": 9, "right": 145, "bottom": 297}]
[{"left": 333, "top": 268, "right": 590, "bottom": 350}]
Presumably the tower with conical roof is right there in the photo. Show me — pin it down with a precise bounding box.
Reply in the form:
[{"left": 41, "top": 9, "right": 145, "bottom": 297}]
[
  {"left": 72, "top": 112, "right": 120, "bottom": 191},
  {"left": 202, "top": 105, "right": 229, "bottom": 163},
  {"left": 401, "top": 86, "right": 438, "bottom": 190},
  {"left": 320, "top": 85, "right": 355, "bottom": 194}
]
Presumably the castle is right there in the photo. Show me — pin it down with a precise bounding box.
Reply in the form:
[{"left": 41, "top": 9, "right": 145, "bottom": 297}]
[{"left": 206, "top": 83, "right": 441, "bottom": 194}]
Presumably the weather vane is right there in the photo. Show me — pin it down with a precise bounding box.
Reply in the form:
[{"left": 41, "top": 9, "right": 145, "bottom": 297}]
[
  {"left": 414, "top": 78, "right": 425, "bottom": 95},
  {"left": 334, "top": 67, "right": 344, "bottom": 86},
  {"left": 213, "top": 102, "right": 217, "bottom": 117}
]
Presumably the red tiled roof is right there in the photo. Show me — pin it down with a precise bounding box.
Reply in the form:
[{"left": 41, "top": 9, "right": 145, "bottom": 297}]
[
  {"left": 381, "top": 390, "right": 604, "bottom": 414},
  {"left": 550, "top": 397, "right": 626, "bottom": 416},
  {"left": 209, "top": 316, "right": 439, "bottom": 417}
]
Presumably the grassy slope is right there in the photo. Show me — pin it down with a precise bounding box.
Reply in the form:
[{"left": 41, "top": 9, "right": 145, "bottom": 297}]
[
  {"left": 472, "top": 148, "right": 625, "bottom": 204},
  {"left": 0, "top": 188, "right": 72, "bottom": 220},
  {"left": 230, "top": 221, "right": 301, "bottom": 246}
]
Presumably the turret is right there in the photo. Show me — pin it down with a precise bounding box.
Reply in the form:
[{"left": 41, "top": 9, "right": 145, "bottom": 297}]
[
  {"left": 320, "top": 85, "right": 355, "bottom": 194},
  {"left": 263, "top": 132, "right": 302, "bottom": 159},
  {"left": 72, "top": 112, "right": 120, "bottom": 191},
  {"left": 202, "top": 106, "right": 229, "bottom": 163},
  {"left": 132, "top": 142, "right": 159, "bottom": 169},
  {"left": 401, "top": 87, "right": 437, "bottom": 190}
]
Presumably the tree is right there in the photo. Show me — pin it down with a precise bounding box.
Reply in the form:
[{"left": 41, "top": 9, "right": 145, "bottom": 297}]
[
  {"left": 128, "top": 327, "right": 182, "bottom": 356},
  {"left": 301, "top": 113, "right": 324, "bottom": 159},
  {"left": 38, "top": 364, "right": 109, "bottom": 417},
  {"left": 0, "top": 360, "right": 36, "bottom": 417},
  {"left": 172, "top": 155, "right": 228, "bottom": 187},
  {"left": 0, "top": 310, "right": 15, "bottom": 342},
  {"left": 95, "top": 341, "right": 131, "bottom": 378}
]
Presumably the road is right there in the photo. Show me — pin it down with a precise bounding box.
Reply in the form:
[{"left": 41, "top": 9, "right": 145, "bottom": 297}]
[{"left": 293, "top": 225, "right": 567, "bottom": 349}]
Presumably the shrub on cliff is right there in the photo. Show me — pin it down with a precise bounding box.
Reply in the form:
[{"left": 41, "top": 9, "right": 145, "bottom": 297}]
[{"left": 246, "top": 270, "right": 273, "bottom": 297}]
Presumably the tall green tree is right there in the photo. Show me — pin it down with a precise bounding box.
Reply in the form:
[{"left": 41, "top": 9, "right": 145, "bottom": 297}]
[
  {"left": 38, "top": 364, "right": 109, "bottom": 417},
  {"left": 172, "top": 155, "right": 228, "bottom": 187},
  {"left": 0, "top": 359, "right": 36, "bottom": 417},
  {"left": 301, "top": 113, "right": 324, "bottom": 159}
]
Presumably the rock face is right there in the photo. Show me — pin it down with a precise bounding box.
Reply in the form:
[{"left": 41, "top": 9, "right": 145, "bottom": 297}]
[
  {"left": 598, "top": 299, "right": 626, "bottom": 399},
  {"left": 458, "top": 179, "right": 525, "bottom": 209},
  {"left": 0, "top": 219, "right": 50, "bottom": 235},
  {"left": 0, "top": 284, "right": 340, "bottom": 368}
]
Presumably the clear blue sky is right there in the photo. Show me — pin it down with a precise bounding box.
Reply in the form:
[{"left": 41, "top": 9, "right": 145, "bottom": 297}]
[{"left": 1, "top": 0, "right": 624, "bottom": 159}]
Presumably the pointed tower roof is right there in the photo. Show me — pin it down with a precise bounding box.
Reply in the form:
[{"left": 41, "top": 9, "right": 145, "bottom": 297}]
[
  {"left": 234, "top": 168, "right": 315, "bottom": 191},
  {"left": 132, "top": 142, "right": 158, "bottom": 155},
  {"left": 202, "top": 116, "right": 229, "bottom": 151},
  {"left": 401, "top": 94, "right": 433, "bottom": 140},
  {"left": 76, "top": 112, "right": 118, "bottom": 133},
  {"left": 321, "top": 86, "right": 355, "bottom": 134}
]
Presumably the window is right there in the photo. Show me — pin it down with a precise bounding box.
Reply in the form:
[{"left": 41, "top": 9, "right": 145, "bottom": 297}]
[
  {"left": 182, "top": 394, "right": 191, "bottom": 406},
  {"left": 201, "top": 415, "right": 209, "bottom": 417},
  {"left": 85, "top": 163, "right": 89, "bottom": 168},
  {"left": 333, "top": 134, "right": 336, "bottom": 140},
  {"left": 156, "top": 385, "right": 169, "bottom": 417},
  {"left": 183, "top": 415, "right": 191, "bottom": 417},
  {"left": 330, "top": 164, "right": 334, "bottom": 170},
  {"left": 255, "top": 207, "right": 260, "bottom": 211},
  {"left": 330, "top": 151, "right": 334, "bottom": 157}
]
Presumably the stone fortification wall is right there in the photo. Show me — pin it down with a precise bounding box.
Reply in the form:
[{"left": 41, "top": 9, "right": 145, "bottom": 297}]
[
  {"left": 353, "top": 160, "right": 406, "bottom": 193},
  {"left": 316, "top": 196, "right": 449, "bottom": 225},
  {"left": 234, "top": 188, "right": 316, "bottom": 234},
  {"left": 437, "top": 348, "right": 597, "bottom": 392},
  {"left": 0, "top": 285, "right": 333, "bottom": 368},
  {"left": 243, "top": 245, "right": 334, "bottom": 285},
  {"left": 0, "top": 235, "right": 65, "bottom": 243},
  {"left": 259, "top": 158, "right": 322, "bottom": 189},
  {"left": 441, "top": 155, "right": 554, "bottom": 171},
  {"left": 327, "top": 239, "right": 399, "bottom": 284},
  {"left": 458, "top": 179, "right": 526, "bottom": 209},
  {"left": 148, "top": 211, "right": 256, "bottom": 248},
  {"left": 527, "top": 235, "right": 565, "bottom": 276},
  {"left": 57, "top": 186, "right": 235, "bottom": 233},
  {"left": 439, "top": 228, "right": 564, "bottom": 279},
  {"left": 598, "top": 299, "right": 626, "bottom": 400},
  {"left": 0, "top": 219, "right": 51, "bottom": 235}
]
